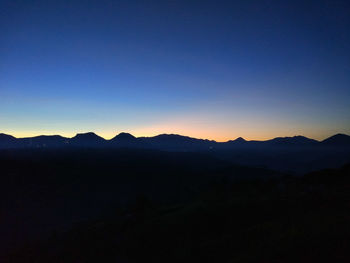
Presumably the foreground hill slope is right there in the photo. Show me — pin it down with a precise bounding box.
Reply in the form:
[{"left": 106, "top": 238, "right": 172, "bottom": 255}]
[
  {"left": 0, "top": 148, "right": 282, "bottom": 259},
  {"left": 3, "top": 151, "right": 350, "bottom": 262}
]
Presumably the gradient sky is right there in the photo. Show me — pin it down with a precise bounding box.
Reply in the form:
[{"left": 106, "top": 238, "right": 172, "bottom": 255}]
[{"left": 1, "top": 0, "right": 349, "bottom": 141}]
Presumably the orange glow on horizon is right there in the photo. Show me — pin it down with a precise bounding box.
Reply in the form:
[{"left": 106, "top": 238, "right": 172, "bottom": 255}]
[{"left": 2, "top": 126, "right": 343, "bottom": 142}]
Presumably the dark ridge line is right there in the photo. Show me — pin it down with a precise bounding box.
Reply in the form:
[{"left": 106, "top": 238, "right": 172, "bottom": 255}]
[{"left": 1, "top": 132, "right": 349, "bottom": 144}]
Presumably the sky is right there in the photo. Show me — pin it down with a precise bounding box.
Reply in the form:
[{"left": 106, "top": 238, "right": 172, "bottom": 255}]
[{"left": 1, "top": 0, "right": 349, "bottom": 141}]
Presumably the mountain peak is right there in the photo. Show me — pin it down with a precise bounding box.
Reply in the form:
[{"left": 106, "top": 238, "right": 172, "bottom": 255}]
[
  {"left": 322, "top": 134, "right": 350, "bottom": 145},
  {"left": 71, "top": 132, "right": 105, "bottom": 146},
  {"left": 73, "top": 132, "right": 99, "bottom": 138},
  {"left": 226, "top": 137, "right": 246, "bottom": 144},
  {"left": 112, "top": 132, "right": 136, "bottom": 140}
]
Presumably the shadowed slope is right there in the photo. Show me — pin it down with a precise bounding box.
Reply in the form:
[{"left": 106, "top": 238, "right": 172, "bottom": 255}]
[
  {"left": 70, "top": 132, "right": 106, "bottom": 147},
  {"left": 265, "top": 135, "right": 318, "bottom": 146},
  {"left": 18, "top": 135, "right": 69, "bottom": 148},
  {"left": 321, "top": 134, "right": 350, "bottom": 146},
  {"left": 110, "top": 132, "right": 137, "bottom": 147},
  {"left": 0, "top": 133, "right": 17, "bottom": 148}
]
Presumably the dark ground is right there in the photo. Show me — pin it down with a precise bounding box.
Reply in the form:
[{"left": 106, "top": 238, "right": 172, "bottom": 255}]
[{"left": 1, "top": 148, "right": 350, "bottom": 262}]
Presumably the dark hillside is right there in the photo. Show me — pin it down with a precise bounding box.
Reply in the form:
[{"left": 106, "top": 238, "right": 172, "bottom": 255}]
[{"left": 2, "top": 149, "right": 350, "bottom": 262}]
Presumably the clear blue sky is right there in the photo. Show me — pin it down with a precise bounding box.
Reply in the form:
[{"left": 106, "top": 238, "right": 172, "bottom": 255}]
[{"left": 1, "top": 0, "right": 349, "bottom": 141}]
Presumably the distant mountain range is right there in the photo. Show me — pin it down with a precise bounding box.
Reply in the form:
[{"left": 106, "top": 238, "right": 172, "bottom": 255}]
[{"left": 0, "top": 132, "right": 349, "bottom": 150}]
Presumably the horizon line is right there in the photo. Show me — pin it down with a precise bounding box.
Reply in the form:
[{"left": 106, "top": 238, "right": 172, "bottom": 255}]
[{"left": 1, "top": 131, "right": 348, "bottom": 143}]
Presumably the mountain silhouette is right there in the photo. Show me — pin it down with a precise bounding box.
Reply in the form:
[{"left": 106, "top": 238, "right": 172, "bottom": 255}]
[
  {"left": 0, "top": 133, "right": 17, "bottom": 148},
  {"left": 138, "top": 134, "right": 215, "bottom": 151},
  {"left": 111, "top": 132, "right": 136, "bottom": 141},
  {"left": 265, "top": 135, "right": 318, "bottom": 146},
  {"left": 110, "top": 132, "right": 137, "bottom": 147},
  {"left": 226, "top": 137, "right": 247, "bottom": 144},
  {"left": 18, "top": 135, "right": 68, "bottom": 148},
  {"left": 70, "top": 132, "right": 106, "bottom": 147},
  {"left": 233, "top": 137, "right": 246, "bottom": 143},
  {"left": 0, "top": 132, "right": 349, "bottom": 153},
  {"left": 321, "top": 133, "right": 350, "bottom": 146}
]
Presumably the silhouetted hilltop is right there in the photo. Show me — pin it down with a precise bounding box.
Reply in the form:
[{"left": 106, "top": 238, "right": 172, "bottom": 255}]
[
  {"left": 140, "top": 134, "right": 208, "bottom": 143},
  {"left": 0, "top": 133, "right": 17, "bottom": 148},
  {"left": 18, "top": 135, "right": 68, "bottom": 148},
  {"left": 110, "top": 132, "right": 137, "bottom": 147},
  {"left": 265, "top": 135, "right": 318, "bottom": 146},
  {"left": 321, "top": 133, "right": 350, "bottom": 146},
  {"left": 137, "top": 134, "right": 216, "bottom": 151},
  {"left": 226, "top": 137, "right": 248, "bottom": 145},
  {"left": 0, "top": 133, "right": 16, "bottom": 140},
  {"left": 70, "top": 132, "right": 106, "bottom": 147},
  {"left": 111, "top": 132, "right": 136, "bottom": 141},
  {"left": 233, "top": 137, "right": 246, "bottom": 143}
]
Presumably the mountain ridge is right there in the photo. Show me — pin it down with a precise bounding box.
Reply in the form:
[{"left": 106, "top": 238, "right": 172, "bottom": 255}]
[{"left": 0, "top": 132, "right": 349, "bottom": 149}]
